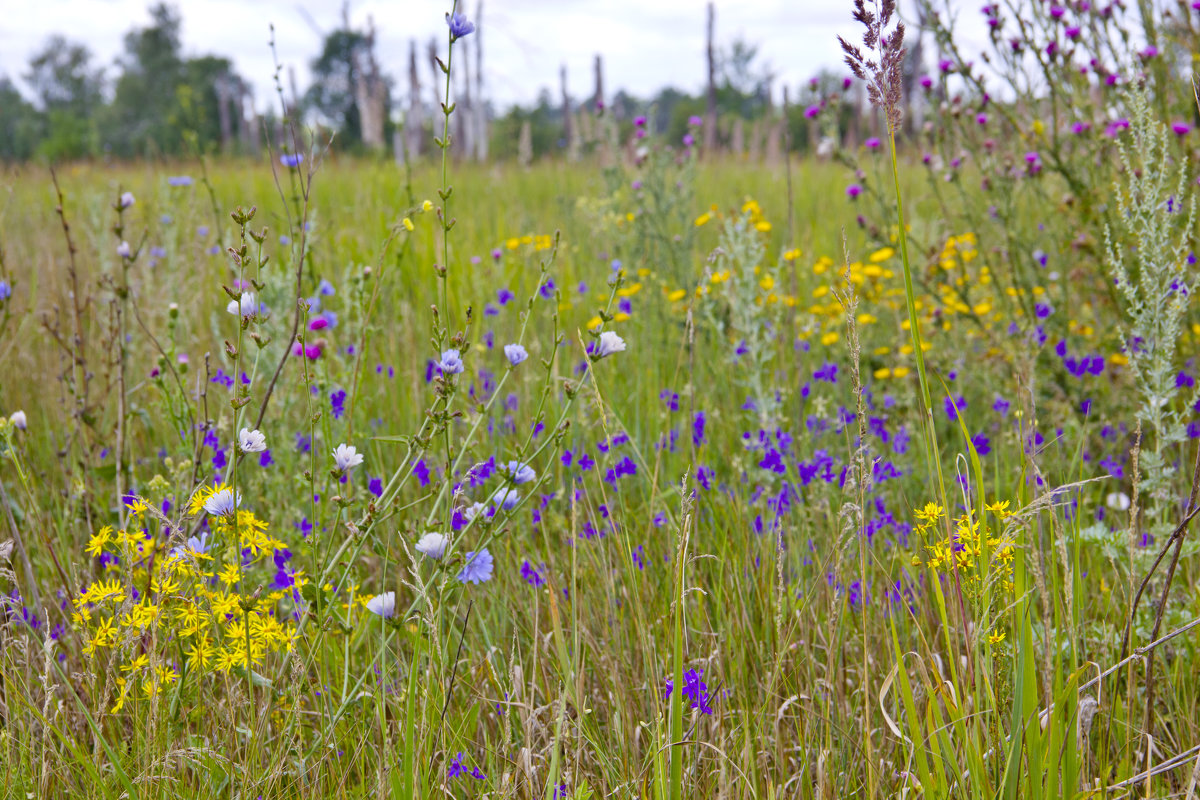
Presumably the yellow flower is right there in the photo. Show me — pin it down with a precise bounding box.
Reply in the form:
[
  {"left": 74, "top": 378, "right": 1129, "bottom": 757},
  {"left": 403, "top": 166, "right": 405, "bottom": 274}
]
[
  {"left": 868, "top": 247, "right": 894, "bottom": 262},
  {"left": 915, "top": 503, "right": 945, "bottom": 523},
  {"left": 422, "top": 199, "right": 433, "bottom": 212},
  {"left": 186, "top": 637, "right": 214, "bottom": 671},
  {"left": 694, "top": 213, "right": 711, "bottom": 227},
  {"left": 402, "top": 217, "right": 414, "bottom": 232},
  {"left": 820, "top": 331, "right": 839, "bottom": 346},
  {"left": 86, "top": 526, "right": 113, "bottom": 557},
  {"left": 760, "top": 275, "right": 775, "bottom": 291},
  {"left": 111, "top": 678, "right": 129, "bottom": 713},
  {"left": 121, "top": 653, "right": 150, "bottom": 674},
  {"left": 218, "top": 563, "right": 241, "bottom": 587},
  {"left": 873, "top": 367, "right": 892, "bottom": 380},
  {"left": 666, "top": 288, "right": 686, "bottom": 302},
  {"left": 988, "top": 630, "right": 1006, "bottom": 645},
  {"left": 755, "top": 220, "right": 772, "bottom": 232}
]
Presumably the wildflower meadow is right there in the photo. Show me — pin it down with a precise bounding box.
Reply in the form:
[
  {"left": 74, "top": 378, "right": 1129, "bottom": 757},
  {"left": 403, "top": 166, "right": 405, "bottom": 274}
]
[{"left": 3, "top": 1, "right": 1200, "bottom": 798}]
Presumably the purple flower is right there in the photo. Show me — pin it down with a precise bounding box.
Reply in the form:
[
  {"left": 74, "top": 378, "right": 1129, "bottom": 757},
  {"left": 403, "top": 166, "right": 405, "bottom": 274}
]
[
  {"left": 846, "top": 184, "right": 863, "bottom": 198},
  {"left": 664, "top": 668, "right": 714, "bottom": 714},
  {"left": 865, "top": 137, "right": 881, "bottom": 149},
  {"left": 1172, "top": 121, "right": 1192, "bottom": 137},
  {"left": 280, "top": 153, "right": 303, "bottom": 168},
  {"left": 944, "top": 395, "right": 966, "bottom": 420},
  {"left": 804, "top": 104, "right": 820, "bottom": 119},
  {"left": 521, "top": 559, "right": 545, "bottom": 587}
]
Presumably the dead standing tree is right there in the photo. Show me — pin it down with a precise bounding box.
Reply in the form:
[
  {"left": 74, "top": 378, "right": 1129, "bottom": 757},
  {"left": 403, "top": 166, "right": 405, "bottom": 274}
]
[
  {"left": 473, "top": 0, "right": 488, "bottom": 161},
  {"left": 350, "top": 13, "right": 387, "bottom": 151},
  {"left": 406, "top": 39, "right": 423, "bottom": 162},
  {"left": 704, "top": 2, "right": 718, "bottom": 156},
  {"left": 561, "top": 64, "right": 579, "bottom": 162}
]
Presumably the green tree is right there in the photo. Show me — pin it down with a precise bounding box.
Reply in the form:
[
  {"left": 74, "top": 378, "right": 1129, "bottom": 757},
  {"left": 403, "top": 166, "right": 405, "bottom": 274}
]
[
  {"left": 103, "top": 3, "right": 185, "bottom": 157},
  {"left": 0, "top": 77, "right": 43, "bottom": 161},
  {"left": 24, "top": 35, "right": 106, "bottom": 160},
  {"left": 304, "top": 29, "right": 368, "bottom": 149}
]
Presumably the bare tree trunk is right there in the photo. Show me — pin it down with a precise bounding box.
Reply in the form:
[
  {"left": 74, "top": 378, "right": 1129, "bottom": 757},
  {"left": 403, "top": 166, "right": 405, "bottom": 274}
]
[
  {"left": 703, "top": 2, "right": 718, "bottom": 156},
  {"left": 406, "top": 39, "right": 423, "bottom": 161},
  {"left": 428, "top": 38, "right": 443, "bottom": 147},
  {"left": 592, "top": 53, "right": 604, "bottom": 113},
  {"left": 352, "top": 15, "right": 387, "bottom": 151},
  {"left": 518, "top": 120, "right": 532, "bottom": 167},
  {"left": 236, "top": 80, "right": 258, "bottom": 154},
  {"left": 561, "top": 64, "right": 578, "bottom": 161},
  {"left": 458, "top": 38, "right": 473, "bottom": 160},
  {"left": 215, "top": 75, "right": 233, "bottom": 153},
  {"left": 847, "top": 80, "right": 863, "bottom": 149},
  {"left": 474, "top": 0, "right": 488, "bottom": 161}
]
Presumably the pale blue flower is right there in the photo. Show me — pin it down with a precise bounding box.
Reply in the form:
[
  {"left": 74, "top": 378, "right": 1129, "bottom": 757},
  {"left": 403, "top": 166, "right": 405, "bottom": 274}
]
[
  {"left": 333, "top": 443, "right": 364, "bottom": 473},
  {"left": 504, "top": 343, "right": 528, "bottom": 366},
  {"left": 439, "top": 349, "right": 465, "bottom": 374},
  {"left": 457, "top": 548, "right": 493, "bottom": 584},
  {"left": 489, "top": 486, "right": 520, "bottom": 510},
  {"left": 502, "top": 460, "right": 536, "bottom": 484},
  {"left": 203, "top": 488, "right": 241, "bottom": 517},
  {"left": 447, "top": 11, "right": 475, "bottom": 39},
  {"left": 594, "top": 331, "right": 626, "bottom": 359},
  {"left": 416, "top": 532, "right": 448, "bottom": 559},
  {"left": 366, "top": 591, "right": 396, "bottom": 618}
]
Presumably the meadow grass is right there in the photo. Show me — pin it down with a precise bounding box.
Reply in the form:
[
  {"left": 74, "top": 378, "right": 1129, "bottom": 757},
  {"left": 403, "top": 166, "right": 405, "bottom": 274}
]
[{"left": 1, "top": 132, "right": 1199, "bottom": 800}]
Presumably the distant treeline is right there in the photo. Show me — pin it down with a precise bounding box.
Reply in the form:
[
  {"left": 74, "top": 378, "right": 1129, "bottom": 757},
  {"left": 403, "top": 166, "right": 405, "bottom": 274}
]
[{"left": 0, "top": 2, "right": 908, "bottom": 164}]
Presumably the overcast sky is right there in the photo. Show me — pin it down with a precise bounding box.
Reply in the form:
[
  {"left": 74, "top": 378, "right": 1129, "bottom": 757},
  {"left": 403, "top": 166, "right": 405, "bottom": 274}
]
[{"left": 0, "top": 0, "right": 980, "bottom": 111}]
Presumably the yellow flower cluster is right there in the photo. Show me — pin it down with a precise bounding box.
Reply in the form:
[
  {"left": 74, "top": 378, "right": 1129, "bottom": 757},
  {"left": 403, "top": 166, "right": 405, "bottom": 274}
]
[
  {"left": 910, "top": 500, "right": 1018, "bottom": 596},
  {"left": 503, "top": 233, "right": 555, "bottom": 251},
  {"left": 73, "top": 490, "right": 301, "bottom": 712}
]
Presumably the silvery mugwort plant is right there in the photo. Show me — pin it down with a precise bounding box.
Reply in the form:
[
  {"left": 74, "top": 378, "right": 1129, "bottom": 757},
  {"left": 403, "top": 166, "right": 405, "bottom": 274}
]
[
  {"left": 700, "top": 213, "right": 783, "bottom": 430},
  {"left": 1105, "top": 90, "right": 1199, "bottom": 536}
]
